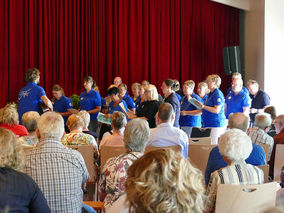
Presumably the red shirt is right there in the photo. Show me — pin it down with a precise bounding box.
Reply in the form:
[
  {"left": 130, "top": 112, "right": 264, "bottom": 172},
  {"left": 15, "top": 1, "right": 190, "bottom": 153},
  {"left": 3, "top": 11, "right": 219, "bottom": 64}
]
[{"left": 0, "top": 123, "right": 28, "bottom": 137}]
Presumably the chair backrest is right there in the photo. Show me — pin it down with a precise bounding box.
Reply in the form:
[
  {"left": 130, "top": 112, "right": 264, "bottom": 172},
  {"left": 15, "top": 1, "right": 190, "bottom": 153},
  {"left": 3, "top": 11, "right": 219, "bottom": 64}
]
[
  {"left": 144, "top": 145, "right": 181, "bottom": 154},
  {"left": 188, "top": 144, "right": 217, "bottom": 174},
  {"left": 100, "top": 146, "right": 126, "bottom": 170},
  {"left": 257, "top": 164, "right": 270, "bottom": 183},
  {"left": 259, "top": 143, "right": 270, "bottom": 163},
  {"left": 189, "top": 137, "right": 211, "bottom": 144},
  {"left": 68, "top": 144, "right": 96, "bottom": 182},
  {"left": 274, "top": 144, "right": 284, "bottom": 181},
  {"left": 22, "top": 145, "right": 34, "bottom": 156},
  {"left": 215, "top": 182, "right": 278, "bottom": 213}
]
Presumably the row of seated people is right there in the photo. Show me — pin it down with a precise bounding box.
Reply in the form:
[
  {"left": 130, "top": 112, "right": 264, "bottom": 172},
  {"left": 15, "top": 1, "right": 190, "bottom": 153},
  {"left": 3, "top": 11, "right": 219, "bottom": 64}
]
[{"left": 0, "top": 102, "right": 283, "bottom": 212}]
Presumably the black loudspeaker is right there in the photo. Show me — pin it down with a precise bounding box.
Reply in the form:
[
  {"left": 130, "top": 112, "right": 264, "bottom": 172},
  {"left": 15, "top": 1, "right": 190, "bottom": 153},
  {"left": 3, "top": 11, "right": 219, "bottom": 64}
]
[{"left": 223, "top": 46, "right": 241, "bottom": 75}]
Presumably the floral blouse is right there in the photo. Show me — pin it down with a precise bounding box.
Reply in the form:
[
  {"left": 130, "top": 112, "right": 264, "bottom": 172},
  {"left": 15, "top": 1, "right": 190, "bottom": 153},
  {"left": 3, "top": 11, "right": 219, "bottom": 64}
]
[
  {"left": 99, "top": 152, "right": 143, "bottom": 212},
  {"left": 18, "top": 135, "right": 38, "bottom": 146},
  {"left": 61, "top": 132, "right": 97, "bottom": 148}
]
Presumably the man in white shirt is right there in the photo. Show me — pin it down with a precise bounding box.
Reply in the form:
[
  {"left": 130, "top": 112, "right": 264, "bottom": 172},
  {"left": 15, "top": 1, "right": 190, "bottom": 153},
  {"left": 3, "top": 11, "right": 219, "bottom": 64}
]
[{"left": 147, "top": 103, "right": 189, "bottom": 158}]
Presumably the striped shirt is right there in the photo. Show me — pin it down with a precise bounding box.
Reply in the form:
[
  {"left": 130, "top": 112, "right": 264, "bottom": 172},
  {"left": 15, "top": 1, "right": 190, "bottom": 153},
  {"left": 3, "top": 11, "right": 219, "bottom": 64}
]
[
  {"left": 205, "top": 161, "right": 264, "bottom": 213},
  {"left": 25, "top": 137, "right": 90, "bottom": 213},
  {"left": 248, "top": 126, "right": 274, "bottom": 161}
]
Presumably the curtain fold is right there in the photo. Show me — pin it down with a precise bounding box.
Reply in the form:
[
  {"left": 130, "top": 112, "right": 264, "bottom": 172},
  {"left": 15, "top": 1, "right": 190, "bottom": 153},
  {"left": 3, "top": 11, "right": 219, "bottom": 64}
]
[{"left": 0, "top": 0, "right": 239, "bottom": 107}]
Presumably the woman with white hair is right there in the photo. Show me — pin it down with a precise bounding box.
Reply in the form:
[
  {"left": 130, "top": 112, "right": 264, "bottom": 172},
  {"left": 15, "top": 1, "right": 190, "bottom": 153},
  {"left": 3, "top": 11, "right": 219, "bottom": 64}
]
[
  {"left": 99, "top": 118, "right": 150, "bottom": 212},
  {"left": 0, "top": 128, "right": 50, "bottom": 212},
  {"left": 18, "top": 111, "right": 40, "bottom": 146},
  {"left": 77, "top": 110, "right": 97, "bottom": 139},
  {"left": 205, "top": 129, "right": 264, "bottom": 213}
]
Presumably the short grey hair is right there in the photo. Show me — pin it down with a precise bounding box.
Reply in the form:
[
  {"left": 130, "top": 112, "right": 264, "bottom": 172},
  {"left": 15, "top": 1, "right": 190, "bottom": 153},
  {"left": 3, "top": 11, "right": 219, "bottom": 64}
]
[
  {"left": 219, "top": 129, "right": 252, "bottom": 162},
  {"left": 77, "top": 110, "right": 90, "bottom": 128},
  {"left": 228, "top": 112, "right": 250, "bottom": 132},
  {"left": 111, "top": 111, "right": 127, "bottom": 130},
  {"left": 37, "top": 112, "right": 64, "bottom": 139},
  {"left": 124, "top": 118, "right": 150, "bottom": 152},
  {"left": 255, "top": 113, "right": 272, "bottom": 130},
  {"left": 158, "top": 103, "right": 173, "bottom": 121},
  {"left": 22, "top": 111, "right": 40, "bottom": 132}
]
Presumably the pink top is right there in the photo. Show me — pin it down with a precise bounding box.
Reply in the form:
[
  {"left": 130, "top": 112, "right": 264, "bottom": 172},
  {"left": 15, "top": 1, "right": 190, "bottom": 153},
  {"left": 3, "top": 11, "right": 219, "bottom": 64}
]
[
  {"left": 0, "top": 123, "right": 28, "bottom": 137},
  {"left": 99, "top": 134, "right": 124, "bottom": 149}
]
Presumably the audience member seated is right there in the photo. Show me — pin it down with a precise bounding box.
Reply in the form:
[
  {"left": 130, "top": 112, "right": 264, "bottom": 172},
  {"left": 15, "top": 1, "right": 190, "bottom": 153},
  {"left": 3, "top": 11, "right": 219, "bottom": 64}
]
[
  {"left": 0, "top": 128, "right": 50, "bottom": 213},
  {"left": 24, "top": 112, "right": 94, "bottom": 213},
  {"left": 0, "top": 103, "right": 28, "bottom": 137},
  {"left": 135, "top": 84, "right": 146, "bottom": 112},
  {"left": 18, "top": 111, "right": 40, "bottom": 146},
  {"left": 99, "top": 111, "right": 126, "bottom": 149},
  {"left": 269, "top": 115, "right": 284, "bottom": 179},
  {"left": 147, "top": 103, "right": 188, "bottom": 158},
  {"left": 205, "top": 113, "right": 266, "bottom": 185},
  {"left": 264, "top": 106, "right": 277, "bottom": 137},
  {"left": 127, "top": 84, "right": 160, "bottom": 128},
  {"left": 248, "top": 113, "right": 274, "bottom": 161},
  {"left": 204, "top": 129, "right": 264, "bottom": 213},
  {"left": 77, "top": 110, "right": 97, "bottom": 139},
  {"left": 109, "top": 149, "right": 205, "bottom": 213},
  {"left": 99, "top": 118, "right": 150, "bottom": 212},
  {"left": 62, "top": 114, "right": 97, "bottom": 149}
]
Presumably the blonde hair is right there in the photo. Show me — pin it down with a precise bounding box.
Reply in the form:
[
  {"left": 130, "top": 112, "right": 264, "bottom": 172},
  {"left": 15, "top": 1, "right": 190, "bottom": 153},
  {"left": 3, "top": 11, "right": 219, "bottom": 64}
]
[
  {"left": 1, "top": 104, "right": 19, "bottom": 125},
  {"left": 131, "top": 83, "right": 140, "bottom": 90},
  {"left": 77, "top": 110, "right": 90, "bottom": 129},
  {"left": 22, "top": 111, "right": 40, "bottom": 132},
  {"left": 198, "top": 81, "right": 208, "bottom": 90},
  {"left": 125, "top": 149, "right": 205, "bottom": 213},
  {"left": 207, "top": 74, "right": 221, "bottom": 88},
  {"left": 0, "top": 128, "right": 24, "bottom": 171},
  {"left": 183, "top": 80, "right": 195, "bottom": 89},
  {"left": 67, "top": 114, "right": 84, "bottom": 131},
  {"left": 144, "top": 84, "right": 159, "bottom": 101}
]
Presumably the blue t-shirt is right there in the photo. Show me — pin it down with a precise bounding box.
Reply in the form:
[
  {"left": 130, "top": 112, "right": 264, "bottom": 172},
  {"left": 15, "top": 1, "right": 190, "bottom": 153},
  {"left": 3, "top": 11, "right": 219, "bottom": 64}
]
[
  {"left": 165, "top": 92, "right": 180, "bottom": 128},
  {"left": 227, "top": 86, "right": 249, "bottom": 96},
  {"left": 108, "top": 100, "right": 128, "bottom": 114},
  {"left": 202, "top": 88, "right": 226, "bottom": 128},
  {"left": 179, "top": 93, "right": 202, "bottom": 127},
  {"left": 80, "top": 89, "right": 102, "bottom": 120},
  {"left": 204, "top": 144, "right": 266, "bottom": 185},
  {"left": 122, "top": 95, "right": 135, "bottom": 109},
  {"left": 18, "top": 82, "right": 46, "bottom": 123},
  {"left": 53, "top": 95, "right": 73, "bottom": 123},
  {"left": 250, "top": 89, "right": 271, "bottom": 122},
  {"left": 225, "top": 89, "right": 251, "bottom": 119}
]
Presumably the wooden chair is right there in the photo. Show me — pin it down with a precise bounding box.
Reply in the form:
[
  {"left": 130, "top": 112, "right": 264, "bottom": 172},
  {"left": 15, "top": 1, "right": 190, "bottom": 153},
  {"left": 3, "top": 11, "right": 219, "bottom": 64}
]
[
  {"left": 188, "top": 144, "right": 217, "bottom": 174},
  {"left": 83, "top": 201, "right": 103, "bottom": 211},
  {"left": 215, "top": 182, "right": 278, "bottom": 213},
  {"left": 144, "top": 145, "right": 181, "bottom": 154},
  {"left": 189, "top": 137, "right": 211, "bottom": 144},
  {"left": 68, "top": 145, "right": 97, "bottom": 182},
  {"left": 259, "top": 143, "right": 270, "bottom": 163},
  {"left": 257, "top": 164, "right": 270, "bottom": 183},
  {"left": 274, "top": 144, "right": 284, "bottom": 182},
  {"left": 100, "top": 146, "right": 126, "bottom": 170}
]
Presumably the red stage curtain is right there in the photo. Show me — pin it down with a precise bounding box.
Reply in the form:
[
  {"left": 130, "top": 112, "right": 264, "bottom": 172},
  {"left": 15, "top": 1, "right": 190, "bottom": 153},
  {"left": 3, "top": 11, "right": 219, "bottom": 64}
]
[{"left": 0, "top": 0, "right": 239, "bottom": 107}]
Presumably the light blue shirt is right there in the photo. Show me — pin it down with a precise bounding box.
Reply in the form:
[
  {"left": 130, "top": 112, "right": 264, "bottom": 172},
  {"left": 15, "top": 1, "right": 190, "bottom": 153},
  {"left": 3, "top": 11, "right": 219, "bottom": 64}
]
[{"left": 147, "top": 122, "right": 189, "bottom": 158}]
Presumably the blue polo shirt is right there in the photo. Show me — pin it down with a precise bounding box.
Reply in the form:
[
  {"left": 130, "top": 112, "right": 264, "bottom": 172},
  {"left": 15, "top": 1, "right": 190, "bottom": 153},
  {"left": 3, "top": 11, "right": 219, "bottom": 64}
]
[
  {"left": 227, "top": 86, "right": 249, "bottom": 96},
  {"left": 249, "top": 89, "right": 271, "bottom": 122},
  {"left": 202, "top": 88, "right": 225, "bottom": 127},
  {"left": 53, "top": 95, "right": 73, "bottom": 123},
  {"left": 225, "top": 89, "right": 251, "bottom": 118},
  {"left": 122, "top": 95, "right": 135, "bottom": 109},
  {"left": 18, "top": 82, "right": 46, "bottom": 123},
  {"left": 179, "top": 93, "right": 202, "bottom": 127},
  {"left": 108, "top": 100, "right": 128, "bottom": 114},
  {"left": 80, "top": 89, "right": 101, "bottom": 120},
  {"left": 200, "top": 94, "right": 208, "bottom": 104}
]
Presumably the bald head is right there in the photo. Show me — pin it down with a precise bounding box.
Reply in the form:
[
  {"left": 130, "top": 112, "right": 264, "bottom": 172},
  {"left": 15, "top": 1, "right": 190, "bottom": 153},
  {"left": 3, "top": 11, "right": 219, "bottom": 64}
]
[{"left": 228, "top": 112, "right": 249, "bottom": 132}]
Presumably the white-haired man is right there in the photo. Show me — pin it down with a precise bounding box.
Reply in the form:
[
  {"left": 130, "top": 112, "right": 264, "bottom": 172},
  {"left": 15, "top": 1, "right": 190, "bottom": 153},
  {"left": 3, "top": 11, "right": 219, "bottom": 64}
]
[
  {"left": 24, "top": 112, "right": 94, "bottom": 213},
  {"left": 248, "top": 113, "right": 274, "bottom": 161},
  {"left": 205, "top": 112, "right": 266, "bottom": 185},
  {"left": 204, "top": 129, "right": 264, "bottom": 213},
  {"left": 225, "top": 78, "right": 251, "bottom": 119},
  {"left": 147, "top": 103, "right": 188, "bottom": 158}
]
